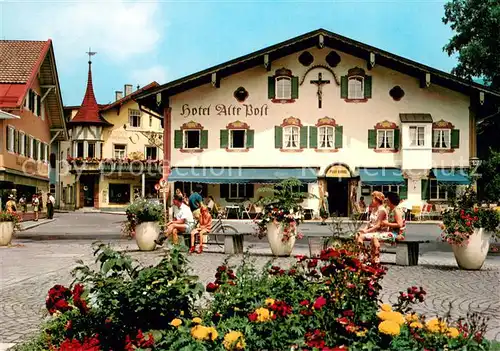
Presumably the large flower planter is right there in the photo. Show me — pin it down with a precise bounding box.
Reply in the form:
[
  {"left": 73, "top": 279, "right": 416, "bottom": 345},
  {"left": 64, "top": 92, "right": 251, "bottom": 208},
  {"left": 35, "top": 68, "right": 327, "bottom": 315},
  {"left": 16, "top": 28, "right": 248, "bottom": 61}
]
[
  {"left": 266, "top": 222, "right": 296, "bottom": 257},
  {"left": 0, "top": 221, "right": 14, "bottom": 246},
  {"left": 135, "top": 221, "right": 160, "bottom": 251},
  {"left": 452, "top": 228, "right": 491, "bottom": 270}
]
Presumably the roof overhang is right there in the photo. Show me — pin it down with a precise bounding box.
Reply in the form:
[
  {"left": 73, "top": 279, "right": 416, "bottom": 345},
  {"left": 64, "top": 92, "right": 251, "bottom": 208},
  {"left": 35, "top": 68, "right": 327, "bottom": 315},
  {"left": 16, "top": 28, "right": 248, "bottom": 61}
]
[
  {"left": 135, "top": 28, "right": 500, "bottom": 114},
  {"left": 0, "top": 109, "right": 20, "bottom": 119}
]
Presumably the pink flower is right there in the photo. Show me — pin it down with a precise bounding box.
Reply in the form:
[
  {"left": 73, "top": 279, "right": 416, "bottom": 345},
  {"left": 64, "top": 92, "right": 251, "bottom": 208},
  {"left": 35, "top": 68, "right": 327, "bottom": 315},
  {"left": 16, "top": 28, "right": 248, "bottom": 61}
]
[{"left": 313, "top": 296, "right": 327, "bottom": 310}]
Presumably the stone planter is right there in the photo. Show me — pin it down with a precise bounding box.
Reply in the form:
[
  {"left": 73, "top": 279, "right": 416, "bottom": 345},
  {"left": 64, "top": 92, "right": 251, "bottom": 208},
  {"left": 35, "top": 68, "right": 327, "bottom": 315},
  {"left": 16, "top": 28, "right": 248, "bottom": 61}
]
[
  {"left": 135, "top": 221, "right": 160, "bottom": 251},
  {"left": 452, "top": 228, "right": 491, "bottom": 270},
  {"left": 0, "top": 221, "right": 14, "bottom": 246},
  {"left": 266, "top": 221, "right": 296, "bottom": 257}
]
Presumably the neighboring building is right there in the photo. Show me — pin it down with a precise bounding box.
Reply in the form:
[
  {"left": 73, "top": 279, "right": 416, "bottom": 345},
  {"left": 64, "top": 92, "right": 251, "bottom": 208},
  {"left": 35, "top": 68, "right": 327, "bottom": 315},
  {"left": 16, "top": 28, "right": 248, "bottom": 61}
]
[
  {"left": 0, "top": 40, "right": 67, "bottom": 207},
  {"left": 60, "top": 58, "right": 161, "bottom": 210}
]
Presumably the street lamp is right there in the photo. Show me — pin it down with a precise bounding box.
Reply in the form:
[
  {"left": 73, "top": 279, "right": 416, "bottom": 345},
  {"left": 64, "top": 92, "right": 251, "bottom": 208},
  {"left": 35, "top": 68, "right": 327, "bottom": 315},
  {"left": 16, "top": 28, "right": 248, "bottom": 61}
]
[{"left": 470, "top": 157, "right": 482, "bottom": 167}]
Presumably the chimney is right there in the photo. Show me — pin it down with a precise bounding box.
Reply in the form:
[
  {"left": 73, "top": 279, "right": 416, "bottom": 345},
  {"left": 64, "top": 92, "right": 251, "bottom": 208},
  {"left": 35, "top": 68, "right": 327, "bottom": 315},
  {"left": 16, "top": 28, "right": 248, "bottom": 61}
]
[
  {"left": 115, "top": 91, "right": 123, "bottom": 101},
  {"left": 124, "top": 84, "right": 133, "bottom": 96}
]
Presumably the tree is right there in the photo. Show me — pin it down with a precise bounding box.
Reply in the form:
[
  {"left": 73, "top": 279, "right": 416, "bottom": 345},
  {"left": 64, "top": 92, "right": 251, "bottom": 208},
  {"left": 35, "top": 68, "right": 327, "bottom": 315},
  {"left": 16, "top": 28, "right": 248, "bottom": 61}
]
[
  {"left": 442, "top": 0, "right": 500, "bottom": 89},
  {"left": 478, "top": 149, "right": 500, "bottom": 202}
]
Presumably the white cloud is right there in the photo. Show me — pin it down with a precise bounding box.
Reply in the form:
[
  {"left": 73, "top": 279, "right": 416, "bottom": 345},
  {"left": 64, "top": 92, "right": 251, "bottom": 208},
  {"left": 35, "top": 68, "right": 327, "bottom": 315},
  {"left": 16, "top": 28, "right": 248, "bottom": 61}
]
[{"left": 131, "top": 65, "right": 168, "bottom": 86}]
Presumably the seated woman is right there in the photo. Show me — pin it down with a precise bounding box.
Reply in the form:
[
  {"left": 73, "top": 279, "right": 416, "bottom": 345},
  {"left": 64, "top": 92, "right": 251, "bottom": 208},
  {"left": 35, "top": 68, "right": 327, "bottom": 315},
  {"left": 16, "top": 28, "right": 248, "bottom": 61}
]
[
  {"left": 356, "top": 191, "right": 388, "bottom": 246},
  {"left": 358, "top": 192, "right": 406, "bottom": 263},
  {"left": 189, "top": 204, "right": 212, "bottom": 254}
]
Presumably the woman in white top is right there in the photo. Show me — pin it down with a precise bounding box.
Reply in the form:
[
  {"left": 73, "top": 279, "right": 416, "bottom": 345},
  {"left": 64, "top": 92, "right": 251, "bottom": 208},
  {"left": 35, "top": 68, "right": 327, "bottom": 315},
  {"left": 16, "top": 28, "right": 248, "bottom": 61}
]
[{"left": 356, "top": 191, "right": 388, "bottom": 257}]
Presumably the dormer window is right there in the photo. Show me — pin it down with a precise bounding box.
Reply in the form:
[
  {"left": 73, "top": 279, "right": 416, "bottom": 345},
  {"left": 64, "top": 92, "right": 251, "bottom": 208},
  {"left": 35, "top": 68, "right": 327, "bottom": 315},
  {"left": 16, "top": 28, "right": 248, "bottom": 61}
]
[
  {"left": 341, "top": 67, "right": 372, "bottom": 102},
  {"left": 268, "top": 68, "right": 298, "bottom": 103}
]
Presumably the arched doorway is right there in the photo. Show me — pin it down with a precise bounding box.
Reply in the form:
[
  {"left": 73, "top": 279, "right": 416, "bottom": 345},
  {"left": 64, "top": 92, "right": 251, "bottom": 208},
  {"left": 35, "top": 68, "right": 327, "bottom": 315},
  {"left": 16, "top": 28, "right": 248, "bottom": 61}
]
[{"left": 323, "top": 163, "right": 353, "bottom": 217}]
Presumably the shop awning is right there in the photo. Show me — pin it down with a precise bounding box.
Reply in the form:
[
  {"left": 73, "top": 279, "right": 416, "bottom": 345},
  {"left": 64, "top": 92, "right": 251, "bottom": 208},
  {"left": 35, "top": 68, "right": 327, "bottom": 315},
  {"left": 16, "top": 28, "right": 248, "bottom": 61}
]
[
  {"left": 168, "top": 167, "right": 318, "bottom": 184},
  {"left": 359, "top": 168, "right": 405, "bottom": 186},
  {"left": 432, "top": 169, "right": 470, "bottom": 185}
]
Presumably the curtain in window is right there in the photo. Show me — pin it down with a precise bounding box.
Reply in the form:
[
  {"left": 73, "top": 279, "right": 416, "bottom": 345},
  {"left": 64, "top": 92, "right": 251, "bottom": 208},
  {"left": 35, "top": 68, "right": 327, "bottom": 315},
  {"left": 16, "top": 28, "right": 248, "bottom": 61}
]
[
  {"left": 319, "top": 127, "right": 334, "bottom": 148},
  {"left": 441, "top": 130, "right": 449, "bottom": 148},
  {"left": 348, "top": 77, "right": 363, "bottom": 99},
  {"left": 284, "top": 127, "right": 298, "bottom": 148},
  {"left": 409, "top": 127, "right": 417, "bottom": 146},
  {"left": 276, "top": 77, "right": 291, "bottom": 99},
  {"left": 433, "top": 130, "right": 440, "bottom": 147},
  {"left": 386, "top": 131, "right": 394, "bottom": 148},
  {"left": 418, "top": 127, "right": 425, "bottom": 146},
  {"left": 377, "top": 131, "right": 385, "bottom": 148}
]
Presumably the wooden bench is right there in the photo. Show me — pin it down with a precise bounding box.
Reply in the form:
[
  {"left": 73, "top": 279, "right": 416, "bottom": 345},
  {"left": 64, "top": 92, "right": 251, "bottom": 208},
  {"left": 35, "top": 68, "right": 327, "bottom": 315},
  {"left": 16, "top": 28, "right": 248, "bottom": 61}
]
[
  {"left": 306, "top": 235, "right": 430, "bottom": 266},
  {"left": 180, "top": 232, "right": 251, "bottom": 254}
]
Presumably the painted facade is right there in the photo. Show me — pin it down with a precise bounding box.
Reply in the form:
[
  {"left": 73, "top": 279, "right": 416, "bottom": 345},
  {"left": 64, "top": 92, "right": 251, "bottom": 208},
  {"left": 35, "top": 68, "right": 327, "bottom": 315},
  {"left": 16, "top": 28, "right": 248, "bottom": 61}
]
[{"left": 136, "top": 29, "right": 498, "bottom": 217}]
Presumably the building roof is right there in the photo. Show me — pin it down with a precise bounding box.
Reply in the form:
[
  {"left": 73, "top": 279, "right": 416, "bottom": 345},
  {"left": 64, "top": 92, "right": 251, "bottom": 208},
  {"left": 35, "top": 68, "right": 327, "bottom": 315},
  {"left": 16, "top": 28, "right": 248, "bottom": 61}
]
[
  {"left": 68, "top": 61, "right": 113, "bottom": 126},
  {"left": 399, "top": 113, "right": 433, "bottom": 123},
  {"left": 100, "top": 81, "right": 159, "bottom": 113},
  {"left": 0, "top": 39, "right": 67, "bottom": 140},
  {"left": 134, "top": 28, "right": 500, "bottom": 115}
]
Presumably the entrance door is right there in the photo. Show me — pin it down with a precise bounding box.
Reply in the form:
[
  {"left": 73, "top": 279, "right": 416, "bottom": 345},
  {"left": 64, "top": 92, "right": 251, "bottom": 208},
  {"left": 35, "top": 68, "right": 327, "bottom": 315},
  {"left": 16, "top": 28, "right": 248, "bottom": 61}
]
[
  {"left": 81, "top": 177, "right": 95, "bottom": 207},
  {"left": 327, "top": 178, "right": 349, "bottom": 217}
]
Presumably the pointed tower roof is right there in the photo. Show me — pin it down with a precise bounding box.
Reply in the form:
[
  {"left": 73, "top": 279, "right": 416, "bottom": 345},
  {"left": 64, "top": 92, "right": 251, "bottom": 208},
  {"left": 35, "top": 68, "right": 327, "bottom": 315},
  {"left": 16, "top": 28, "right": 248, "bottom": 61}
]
[{"left": 68, "top": 58, "right": 112, "bottom": 126}]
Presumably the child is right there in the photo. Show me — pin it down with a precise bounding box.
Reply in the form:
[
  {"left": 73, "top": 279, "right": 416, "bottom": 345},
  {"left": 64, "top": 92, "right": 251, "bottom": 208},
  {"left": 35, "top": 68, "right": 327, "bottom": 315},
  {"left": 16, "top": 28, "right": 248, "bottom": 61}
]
[{"left": 189, "top": 204, "right": 212, "bottom": 254}]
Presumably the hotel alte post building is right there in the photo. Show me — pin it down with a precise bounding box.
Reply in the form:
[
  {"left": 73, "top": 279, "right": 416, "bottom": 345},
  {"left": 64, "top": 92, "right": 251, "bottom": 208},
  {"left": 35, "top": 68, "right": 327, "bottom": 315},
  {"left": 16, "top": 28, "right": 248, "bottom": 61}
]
[{"left": 133, "top": 29, "right": 499, "bottom": 217}]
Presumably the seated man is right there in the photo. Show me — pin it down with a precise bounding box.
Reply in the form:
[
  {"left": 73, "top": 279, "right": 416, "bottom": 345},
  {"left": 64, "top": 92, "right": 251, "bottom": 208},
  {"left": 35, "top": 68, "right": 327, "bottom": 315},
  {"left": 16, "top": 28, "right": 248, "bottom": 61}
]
[
  {"left": 189, "top": 204, "right": 212, "bottom": 254},
  {"left": 155, "top": 194, "right": 195, "bottom": 246}
]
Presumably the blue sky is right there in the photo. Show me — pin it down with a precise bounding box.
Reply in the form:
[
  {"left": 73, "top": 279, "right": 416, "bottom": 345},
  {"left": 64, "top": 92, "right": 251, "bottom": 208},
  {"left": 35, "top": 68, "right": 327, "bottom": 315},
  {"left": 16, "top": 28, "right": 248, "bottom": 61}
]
[{"left": 1, "top": 0, "right": 457, "bottom": 106}]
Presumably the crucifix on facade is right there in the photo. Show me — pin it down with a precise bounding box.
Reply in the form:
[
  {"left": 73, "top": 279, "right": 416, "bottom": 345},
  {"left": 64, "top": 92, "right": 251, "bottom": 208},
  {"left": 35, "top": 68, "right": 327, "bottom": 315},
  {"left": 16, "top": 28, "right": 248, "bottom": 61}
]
[{"left": 310, "top": 72, "right": 330, "bottom": 108}]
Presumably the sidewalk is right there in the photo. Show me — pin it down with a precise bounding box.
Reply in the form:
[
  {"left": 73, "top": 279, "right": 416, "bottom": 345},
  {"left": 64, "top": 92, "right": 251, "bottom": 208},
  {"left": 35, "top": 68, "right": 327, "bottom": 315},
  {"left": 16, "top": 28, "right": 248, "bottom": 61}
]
[{"left": 19, "top": 218, "right": 55, "bottom": 231}]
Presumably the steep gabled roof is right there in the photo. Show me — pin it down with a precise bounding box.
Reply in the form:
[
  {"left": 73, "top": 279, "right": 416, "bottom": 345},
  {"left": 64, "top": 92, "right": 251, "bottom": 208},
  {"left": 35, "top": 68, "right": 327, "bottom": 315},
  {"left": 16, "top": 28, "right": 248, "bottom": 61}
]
[
  {"left": 68, "top": 61, "right": 113, "bottom": 126},
  {"left": 135, "top": 28, "right": 500, "bottom": 115}
]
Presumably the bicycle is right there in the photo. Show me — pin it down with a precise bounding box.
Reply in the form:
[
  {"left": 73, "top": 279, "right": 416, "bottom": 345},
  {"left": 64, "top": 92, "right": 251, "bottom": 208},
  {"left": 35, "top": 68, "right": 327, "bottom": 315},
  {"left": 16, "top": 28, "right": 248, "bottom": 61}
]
[{"left": 205, "top": 210, "right": 239, "bottom": 248}]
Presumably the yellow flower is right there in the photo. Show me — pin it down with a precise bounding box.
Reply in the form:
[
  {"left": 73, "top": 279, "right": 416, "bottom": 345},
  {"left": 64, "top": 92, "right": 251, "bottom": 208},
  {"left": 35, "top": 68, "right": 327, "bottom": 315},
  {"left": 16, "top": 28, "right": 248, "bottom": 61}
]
[
  {"left": 410, "top": 322, "right": 423, "bottom": 329},
  {"left": 234, "top": 307, "right": 240, "bottom": 311},
  {"left": 192, "top": 317, "right": 202, "bottom": 324},
  {"left": 254, "top": 307, "right": 272, "bottom": 322},
  {"left": 380, "top": 303, "right": 392, "bottom": 312},
  {"left": 207, "top": 326, "right": 219, "bottom": 341},
  {"left": 447, "top": 327, "right": 460, "bottom": 338},
  {"left": 223, "top": 331, "right": 246, "bottom": 350},
  {"left": 426, "top": 318, "right": 448, "bottom": 333},
  {"left": 265, "top": 298, "right": 275, "bottom": 306},
  {"left": 356, "top": 329, "right": 367, "bottom": 337},
  {"left": 405, "top": 313, "right": 419, "bottom": 323},
  {"left": 378, "top": 311, "right": 405, "bottom": 325},
  {"left": 180, "top": 310, "right": 185, "bottom": 316},
  {"left": 170, "top": 318, "right": 182, "bottom": 327},
  {"left": 379, "top": 320, "right": 401, "bottom": 336},
  {"left": 191, "top": 325, "right": 210, "bottom": 340}
]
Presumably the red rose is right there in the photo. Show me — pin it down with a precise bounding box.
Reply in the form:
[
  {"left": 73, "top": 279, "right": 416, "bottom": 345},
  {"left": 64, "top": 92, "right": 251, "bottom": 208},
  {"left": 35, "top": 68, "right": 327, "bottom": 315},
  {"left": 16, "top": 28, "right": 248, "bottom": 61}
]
[
  {"left": 313, "top": 296, "right": 327, "bottom": 310},
  {"left": 308, "top": 258, "right": 318, "bottom": 268},
  {"left": 299, "top": 300, "right": 310, "bottom": 306}
]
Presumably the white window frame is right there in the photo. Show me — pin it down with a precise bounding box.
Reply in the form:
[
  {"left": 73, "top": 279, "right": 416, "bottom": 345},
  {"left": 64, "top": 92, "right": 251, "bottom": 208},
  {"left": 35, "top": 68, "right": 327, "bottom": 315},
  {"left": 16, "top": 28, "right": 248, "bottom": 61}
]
[
  {"left": 275, "top": 76, "right": 292, "bottom": 100},
  {"left": 145, "top": 146, "right": 158, "bottom": 160},
  {"left": 113, "top": 144, "right": 127, "bottom": 159},
  {"left": 28, "top": 136, "right": 34, "bottom": 158},
  {"left": 283, "top": 126, "right": 300, "bottom": 149},
  {"left": 229, "top": 129, "right": 247, "bottom": 149},
  {"left": 228, "top": 184, "right": 250, "bottom": 199},
  {"left": 24, "top": 94, "right": 29, "bottom": 110},
  {"left": 40, "top": 100, "right": 45, "bottom": 120},
  {"left": 19, "top": 132, "right": 26, "bottom": 156},
  {"left": 87, "top": 142, "right": 96, "bottom": 158},
  {"left": 183, "top": 130, "right": 201, "bottom": 149},
  {"left": 371, "top": 185, "right": 400, "bottom": 194},
  {"left": 429, "top": 179, "right": 448, "bottom": 200},
  {"left": 348, "top": 76, "right": 364, "bottom": 99},
  {"left": 376, "top": 129, "right": 395, "bottom": 150},
  {"left": 7, "top": 126, "right": 15, "bottom": 152},
  {"left": 318, "top": 126, "right": 335, "bottom": 149},
  {"left": 433, "top": 128, "right": 451, "bottom": 149},
  {"left": 128, "top": 109, "right": 141, "bottom": 128},
  {"left": 36, "top": 139, "right": 41, "bottom": 161},
  {"left": 409, "top": 125, "right": 426, "bottom": 147},
  {"left": 45, "top": 144, "right": 49, "bottom": 162},
  {"left": 33, "top": 94, "right": 38, "bottom": 116}
]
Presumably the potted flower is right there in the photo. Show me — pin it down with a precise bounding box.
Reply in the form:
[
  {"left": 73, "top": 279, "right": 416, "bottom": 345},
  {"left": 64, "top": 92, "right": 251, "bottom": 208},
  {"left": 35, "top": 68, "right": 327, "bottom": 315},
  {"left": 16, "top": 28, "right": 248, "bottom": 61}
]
[
  {"left": 123, "top": 198, "right": 163, "bottom": 251},
  {"left": 0, "top": 211, "right": 22, "bottom": 246},
  {"left": 255, "top": 178, "right": 308, "bottom": 256},
  {"left": 440, "top": 186, "right": 500, "bottom": 270}
]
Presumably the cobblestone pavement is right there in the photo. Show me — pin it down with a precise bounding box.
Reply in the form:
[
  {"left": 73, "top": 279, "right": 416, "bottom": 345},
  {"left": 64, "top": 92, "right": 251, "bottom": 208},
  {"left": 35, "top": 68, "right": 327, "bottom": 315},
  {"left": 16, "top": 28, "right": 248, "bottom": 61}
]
[{"left": 1, "top": 240, "right": 499, "bottom": 346}]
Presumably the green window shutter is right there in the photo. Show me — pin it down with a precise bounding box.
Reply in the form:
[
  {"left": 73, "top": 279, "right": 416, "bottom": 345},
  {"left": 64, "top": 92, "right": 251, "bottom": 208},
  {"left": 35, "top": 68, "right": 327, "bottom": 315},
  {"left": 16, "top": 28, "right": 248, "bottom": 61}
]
[
  {"left": 246, "top": 129, "right": 254, "bottom": 148},
  {"left": 174, "top": 130, "right": 183, "bottom": 149},
  {"left": 364, "top": 76, "right": 372, "bottom": 98},
  {"left": 220, "top": 184, "right": 229, "bottom": 198},
  {"left": 300, "top": 126, "right": 308, "bottom": 148},
  {"left": 335, "top": 125, "right": 343, "bottom": 149},
  {"left": 268, "top": 77, "right": 275, "bottom": 99},
  {"left": 200, "top": 130, "right": 208, "bottom": 149},
  {"left": 368, "top": 129, "right": 377, "bottom": 149},
  {"left": 274, "top": 126, "right": 283, "bottom": 149},
  {"left": 421, "top": 179, "right": 430, "bottom": 200},
  {"left": 399, "top": 180, "right": 408, "bottom": 200},
  {"left": 220, "top": 129, "right": 229, "bottom": 148},
  {"left": 341, "top": 76, "right": 348, "bottom": 98},
  {"left": 291, "top": 76, "right": 299, "bottom": 99},
  {"left": 309, "top": 126, "right": 318, "bottom": 148},
  {"left": 451, "top": 129, "right": 460, "bottom": 149},
  {"left": 394, "top": 129, "right": 400, "bottom": 150}
]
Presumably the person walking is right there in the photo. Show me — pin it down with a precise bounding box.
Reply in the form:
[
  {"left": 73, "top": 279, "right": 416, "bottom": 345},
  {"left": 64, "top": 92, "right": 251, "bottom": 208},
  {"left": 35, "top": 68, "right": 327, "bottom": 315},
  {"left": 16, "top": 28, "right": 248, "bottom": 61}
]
[
  {"left": 47, "top": 193, "right": 55, "bottom": 219},
  {"left": 32, "top": 194, "right": 40, "bottom": 221},
  {"left": 19, "top": 195, "right": 27, "bottom": 214},
  {"left": 6, "top": 195, "right": 17, "bottom": 213}
]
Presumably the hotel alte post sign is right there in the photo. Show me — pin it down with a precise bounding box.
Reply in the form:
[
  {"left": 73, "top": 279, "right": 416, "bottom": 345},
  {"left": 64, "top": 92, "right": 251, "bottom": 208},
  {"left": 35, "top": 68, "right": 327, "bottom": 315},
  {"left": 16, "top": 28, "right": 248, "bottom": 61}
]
[{"left": 325, "top": 164, "right": 351, "bottom": 178}]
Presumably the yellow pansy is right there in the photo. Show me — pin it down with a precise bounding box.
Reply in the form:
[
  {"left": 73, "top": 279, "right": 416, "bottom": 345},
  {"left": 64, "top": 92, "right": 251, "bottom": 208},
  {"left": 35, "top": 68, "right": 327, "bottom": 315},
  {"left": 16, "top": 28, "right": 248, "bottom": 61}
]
[
  {"left": 410, "top": 322, "right": 423, "bottom": 329},
  {"left": 170, "top": 318, "right": 182, "bottom": 327},
  {"left": 255, "top": 307, "right": 272, "bottom": 322},
  {"left": 223, "top": 331, "right": 246, "bottom": 350},
  {"left": 356, "top": 329, "right": 367, "bottom": 337},
  {"left": 207, "top": 326, "right": 219, "bottom": 341},
  {"left": 378, "top": 311, "right": 405, "bottom": 325},
  {"left": 192, "top": 317, "right": 202, "bottom": 324},
  {"left": 405, "top": 313, "right": 419, "bottom": 323},
  {"left": 426, "top": 318, "right": 448, "bottom": 333},
  {"left": 191, "top": 325, "right": 210, "bottom": 340},
  {"left": 447, "top": 327, "right": 460, "bottom": 338},
  {"left": 379, "top": 320, "right": 401, "bottom": 336},
  {"left": 265, "top": 298, "right": 275, "bottom": 306},
  {"left": 180, "top": 310, "right": 185, "bottom": 316},
  {"left": 380, "top": 303, "right": 392, "bottom": 312}
]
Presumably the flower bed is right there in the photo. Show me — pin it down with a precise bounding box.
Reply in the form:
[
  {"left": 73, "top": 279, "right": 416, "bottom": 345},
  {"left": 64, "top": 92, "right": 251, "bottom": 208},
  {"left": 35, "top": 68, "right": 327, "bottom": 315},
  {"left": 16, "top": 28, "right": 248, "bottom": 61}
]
[{"left": 15, "top": 242, "right": 493, "bottom": 351}]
